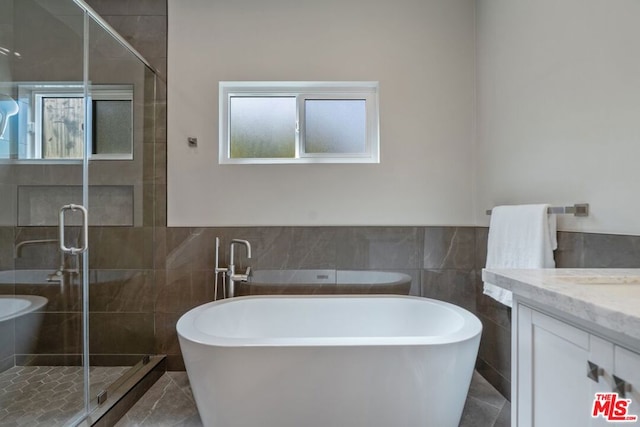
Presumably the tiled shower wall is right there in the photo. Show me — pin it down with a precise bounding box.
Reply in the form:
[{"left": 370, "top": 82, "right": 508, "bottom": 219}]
[
  {"left": 87, "top": 0, "right": 168, "bottom": 362},
  {"left": 1, "top": 226, "right": 156, "bottom": 368},
  {"left": 0, "top": 0, "right": 167, "bottom": 371}
]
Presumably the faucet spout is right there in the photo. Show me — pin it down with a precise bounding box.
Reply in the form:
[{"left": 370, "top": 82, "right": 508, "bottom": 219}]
[
  {"left": 229, "top": 239, "right": 252, "bottom": 265},
  {"left": 15, "top": 239, "right": 59, "bottom": 258},
  {"left": 227, "top": 239, "right": 252, "bottom": 298}
]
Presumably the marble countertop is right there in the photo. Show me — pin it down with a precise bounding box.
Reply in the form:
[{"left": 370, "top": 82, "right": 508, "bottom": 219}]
[{"left": 482, "top": 268, "right": 640, "bottom": 343}]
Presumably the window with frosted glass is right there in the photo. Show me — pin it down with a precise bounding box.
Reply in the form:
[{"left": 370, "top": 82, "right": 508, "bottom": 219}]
[
  {"left": 229, "top": 97, "right": 296, "bottom": 158},
  {"left": 220, "top": 82, "right": 379, "bottom": 164},
  {"left": 93, "top": 100, "right": 132, "bottom": 155},
  {"left": 304, "top": 99, "right": 366, "bottom": 154}
]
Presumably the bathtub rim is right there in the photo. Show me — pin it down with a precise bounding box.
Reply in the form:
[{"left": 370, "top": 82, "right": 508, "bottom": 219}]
[
  {"left": 0, "top": 294, "right": 49, "bottom": 322},
  {"left": 0, "top": 269, "right": 55, "bottom": 285},
  {"left": 177, "top": 295, "right": 482, "bottom": 348}
]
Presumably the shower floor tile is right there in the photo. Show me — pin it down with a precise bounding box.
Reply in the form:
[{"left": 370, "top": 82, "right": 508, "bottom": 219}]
[{"left": 0, "top": 365, "right": 129, "bottom": 427}]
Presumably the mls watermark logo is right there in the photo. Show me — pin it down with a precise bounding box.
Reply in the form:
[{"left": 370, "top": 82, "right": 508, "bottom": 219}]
[{"left": 592, "top": 393, "right": 638, "bottom": 422}]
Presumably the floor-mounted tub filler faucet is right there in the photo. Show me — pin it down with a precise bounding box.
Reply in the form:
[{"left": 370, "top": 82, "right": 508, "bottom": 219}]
[
  {"left": 15, "top": 238, "right": 59, "bottom": 258},
  {"left": 15, "top": 239, "right": 65, "bottom": 276},
  {"left": 14, "top": 238, "right": 78, "bottom": 292},
  {"left": 214, "top": 237, "right": 252, "bottom": 299}
]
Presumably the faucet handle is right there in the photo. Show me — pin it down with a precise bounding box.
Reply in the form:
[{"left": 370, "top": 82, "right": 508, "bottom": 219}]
[
  {"left": 230, "top": 273, "right": 250, "bottom": 282},
  {"left": 245, "top": 266, "right": 252, "bottom": 277},
  {"left": 47, "top": 270, "right": 63, "bottom": 283}
]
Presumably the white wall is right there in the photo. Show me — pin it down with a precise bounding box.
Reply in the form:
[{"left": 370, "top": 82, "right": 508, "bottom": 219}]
[
  {"left": 476, "top": 0, "right": 640, "bottom": 235},
  {"left": 167, "top": 0, "right": 476, "bottom": 226}
]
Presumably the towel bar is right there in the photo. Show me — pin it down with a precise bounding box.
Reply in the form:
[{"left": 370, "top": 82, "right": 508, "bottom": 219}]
[{"left": 486, "top": 203, "right": 589, "bottom": 217}]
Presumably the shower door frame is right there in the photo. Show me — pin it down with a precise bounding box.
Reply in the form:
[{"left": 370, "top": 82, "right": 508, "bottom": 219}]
[{"left": 70, "top": 1, "right": 157, "bottom": 424}]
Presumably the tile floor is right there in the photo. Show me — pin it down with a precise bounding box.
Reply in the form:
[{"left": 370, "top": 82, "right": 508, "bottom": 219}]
[
  {"left": 117, "top": 370, "right": 510, "bottom": 426},
  {"left": 0, "top": 365, "right": 130, "bottom": 427}
]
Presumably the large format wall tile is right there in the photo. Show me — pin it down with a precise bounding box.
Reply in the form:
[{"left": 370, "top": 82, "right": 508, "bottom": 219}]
[
  {"left": 473, "top": 228, "right": 510, "bottom": 330},
  {"left": 214, "top": 227, "right": 338, "bottom": 270},
  {"left": 155, "top": 184, "right": 167, "bottom": 227},
  {"left": 86, "top": 0, "right": 167, "bottom": 16},
  {"left": 95, "top": 15, "right": 167, "bottom": 72},
  {"left": 14, "top": 227, "right": 63, "bottom": 270},
  {"left": 0, "top": 227, "right": 14, "bottom": 270},
  {"left": 89, "top": 227, "right": 153, "bottom": 269},
  {"left": 143, "top": 182, "right": 155, "bottom": 227},
  {"left": 477, "top": 314, "right": 511, "bottom": 383},
  {"left": 475, "top": 281, "right": 511, "bottom": 330},
  {"left": 424, "top": 227, "right": 475, "bottom": 269},
  {"left": 474, "top": 227, "right": 488, "bottom": 270},
  {"left": 154, "top": 312, "right": 182, "bottom": 356},
  {"left": 0, "top": 319, "right": 15, "bottom": 369},
  {"left": 14, "top": 164, "right": 82, "bottom": 186},
  {"left": 156, "top": 269, "right": 214, "bottom": 314},
  {"left": 89, "top": 313, "right": 155, "bottom": 355},
  {"left": 393, "top": 269, "right": 421, "bottom": 297},
  {"left": 17, "top": 186, "right": 134, "bottom": 226},
  {"left": 555, "top": 232, "right": 585, "bottom": 268},
  {"left": 14, "top": 273, "right": 83, "bottom": 312},
  {"left": 336, "top": 227, "right": 423, "bottom": 270},
  {"left": 421, "top": 269, "right": 476, "bottom": 312},
  {"left": 16, "top": 312, "right": 82, "bottom": 356},
  {"left": 89, "top": 270, "right": 155, "bottom": 312},
  {"left": 0, "top": 185, "right": 17, "bottom": 226},
  {"left": 165, "top": 228, "right": 214, "bottom": 271},
  {"left": 583, "top": 233, "right": 640, "bottom": 268},
  {"left": 0, "top": 355, "right": 12, "bottom": 373},
  {"left": 13, "top": 0, "right": 84, "bottom": 82},
  {"left": 473, "top": 226, "right": 511, "bottom": 400},
  {"left": 475, "top": 358, "right": 511, "bottom": 402}
]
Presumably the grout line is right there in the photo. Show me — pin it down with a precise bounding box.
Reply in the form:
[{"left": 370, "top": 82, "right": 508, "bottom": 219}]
[
  {"left": 165, "top": 372, "right": 196, "bottom": 404},
  {"left": 466, "top": 395, "right": 505, "bottom": 426}
]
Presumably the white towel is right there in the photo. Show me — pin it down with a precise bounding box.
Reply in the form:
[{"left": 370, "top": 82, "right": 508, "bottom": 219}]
[{"left": 483, "top": 204, "right": 557, "bottom": 307}]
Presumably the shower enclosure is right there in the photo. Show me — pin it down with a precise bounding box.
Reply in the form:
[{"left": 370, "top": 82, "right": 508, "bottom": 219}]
[{"left": 0, "top": 0, "right": 158, "bottom": 425}]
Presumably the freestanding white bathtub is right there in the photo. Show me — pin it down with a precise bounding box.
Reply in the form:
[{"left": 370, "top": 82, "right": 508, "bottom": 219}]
[
  {"left": 177, "top": 295, "right": 482, "bottom": 427},
  {"left": 0, "top": 294, "right": 48, "bottom": 355},
  {"left": 0, "top": 295, "right": 48, "bottom": 322}
]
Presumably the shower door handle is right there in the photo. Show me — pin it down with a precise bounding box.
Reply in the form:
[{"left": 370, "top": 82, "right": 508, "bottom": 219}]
[{"left": 59, "top": 204, "right": 89, "bottom": 255}]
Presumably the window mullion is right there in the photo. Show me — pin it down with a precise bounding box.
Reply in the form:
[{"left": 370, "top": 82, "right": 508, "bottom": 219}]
[{"left": 295, "top": 94, "right": 302, "bottom": 159}]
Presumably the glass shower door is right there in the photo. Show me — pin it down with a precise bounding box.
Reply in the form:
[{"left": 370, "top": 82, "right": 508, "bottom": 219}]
[
  {"left": 0, "top": 0, "right": 91, "bottom": 425},
  {"left": 84, "top": 10, "right": 157, "bottom": 412},
  {"left": 0, "top": 0, "right": 157, "bottom": 424}
]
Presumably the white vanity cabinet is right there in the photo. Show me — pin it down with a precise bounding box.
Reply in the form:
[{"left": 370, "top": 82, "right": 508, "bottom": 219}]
[
  {"left": 514, "top": 302, "right": 640, "bottom": 427},
  {"left": 612, "top": 345, "right": 640, "bottom": 423}
]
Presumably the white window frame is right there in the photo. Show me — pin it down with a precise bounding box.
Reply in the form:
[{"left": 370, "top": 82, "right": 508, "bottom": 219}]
[
  {"left": 219, "top": 81, "right": 380, "bottom": 164},
  {"left": 17, "top": 83, "right": 134, "bottom": 161}
]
